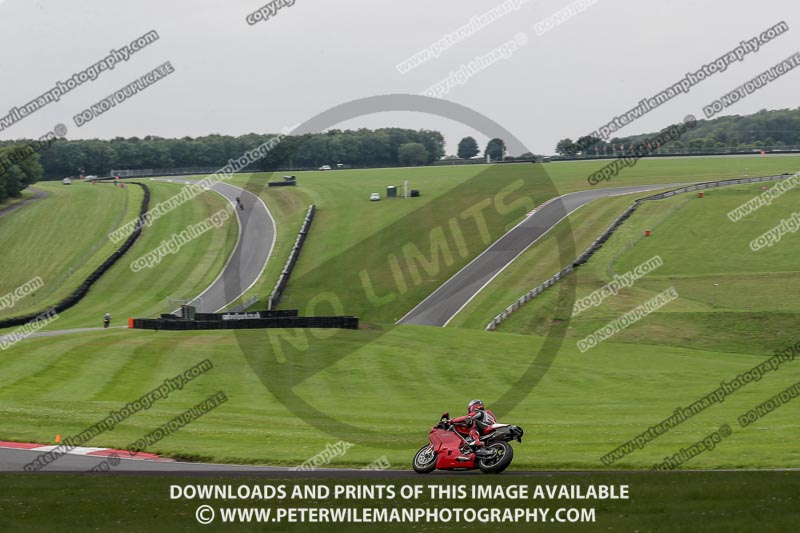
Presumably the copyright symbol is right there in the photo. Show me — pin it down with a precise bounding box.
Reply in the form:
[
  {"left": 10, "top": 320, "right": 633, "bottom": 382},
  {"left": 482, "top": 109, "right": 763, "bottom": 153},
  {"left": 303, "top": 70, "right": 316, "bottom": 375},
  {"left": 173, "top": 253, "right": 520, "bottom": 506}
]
[{"left": 196, "top": 505, "right": 215, "bottom": 525}]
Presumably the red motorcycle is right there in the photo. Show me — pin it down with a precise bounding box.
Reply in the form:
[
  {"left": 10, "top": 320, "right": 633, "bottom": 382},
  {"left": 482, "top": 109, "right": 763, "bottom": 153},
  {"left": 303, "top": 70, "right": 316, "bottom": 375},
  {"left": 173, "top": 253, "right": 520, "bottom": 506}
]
[{"left": 413, "top": 412, "right": 523, "bottom": 474}]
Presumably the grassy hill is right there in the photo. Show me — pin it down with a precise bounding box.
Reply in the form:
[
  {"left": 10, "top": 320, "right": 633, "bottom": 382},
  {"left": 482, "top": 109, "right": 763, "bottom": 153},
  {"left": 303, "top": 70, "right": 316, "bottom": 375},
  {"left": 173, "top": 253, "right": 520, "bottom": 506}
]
[
  {"left": 0, "top": 180, "right": 238, "bottom": 331},
  {"left": 229, "top": 155, "right": 800, "bottom": 323},
  {"left": 491, "top": 181, "right": 800, "bottom": 356},
  {"left": 0, "top": 156, "right": 799, "bottom": 470},
  {"left": 0, "top": 181, "right": 141, "bottom": 320},
  {"left": 0, "top": 324, "right": 797, "bottom": 469}
]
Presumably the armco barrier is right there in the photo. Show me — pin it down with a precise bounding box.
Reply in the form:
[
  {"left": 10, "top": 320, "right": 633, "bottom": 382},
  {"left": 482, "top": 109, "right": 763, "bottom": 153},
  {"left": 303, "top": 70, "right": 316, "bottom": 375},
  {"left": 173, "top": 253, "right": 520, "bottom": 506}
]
[
  {"left": 0, "top": 181, "right": 151, "bottom": 329},
  {"left": 132, "top": 315, "right": 358, "bottom": 330},
  {"left": 268, "top": 204, "right": 315, "bottom": 310},
  {"left": 485, "top": 173, "right": 794, "bottom": 331}
]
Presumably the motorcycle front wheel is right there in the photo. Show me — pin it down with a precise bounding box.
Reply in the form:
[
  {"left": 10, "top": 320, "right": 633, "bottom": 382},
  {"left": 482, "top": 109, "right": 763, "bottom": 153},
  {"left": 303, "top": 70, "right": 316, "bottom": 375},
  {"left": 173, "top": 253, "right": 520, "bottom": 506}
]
[
  {"left": 478, "top": 441, "right": 514, "bottom": 474},
  {"left": 412, "top": 444, "right": 436, "bottom": 473}
]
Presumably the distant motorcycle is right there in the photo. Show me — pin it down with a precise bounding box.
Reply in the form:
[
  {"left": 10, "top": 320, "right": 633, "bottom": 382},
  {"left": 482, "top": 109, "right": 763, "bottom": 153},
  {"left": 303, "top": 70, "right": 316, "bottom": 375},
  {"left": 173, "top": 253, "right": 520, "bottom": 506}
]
[{"left": 413, "top": 412, "right": 523, "bottom": 474}]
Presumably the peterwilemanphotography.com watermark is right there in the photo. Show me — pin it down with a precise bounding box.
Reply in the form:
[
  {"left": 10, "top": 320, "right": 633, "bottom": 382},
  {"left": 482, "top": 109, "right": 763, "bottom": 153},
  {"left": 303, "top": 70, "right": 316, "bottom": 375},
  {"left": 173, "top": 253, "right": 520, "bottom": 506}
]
[
  {"left": 91, "top": 391, "right": 228, "bottom": 472},
  {"left": 727, "top": 171, "right": 800, "bottom": 222},
  {"left": 651, "top": 424, "right": 732, "bottom": 470},
  {"left": 396, "top": 0, "right": 531, "bottom": 74},
  {"left": 587, "top": 116, "right": 696, "bottom": 185},
  {"left": 569, "top": 20, "right": 787, "bottom": 154},
  {"left": 108, "top": 128, "right": 292, "bottom": 243},
  {"left": 0, "top": 30, "right": 159, "bottom": 132},
  {"left": 421, "top": 33, "right": 528, "bottom": 99},
  {"left": 23, "top": 359, "right": 214, "bottom": 471},
  {"left": 601, "top": 341, "right": 798, "bottom": 465}
]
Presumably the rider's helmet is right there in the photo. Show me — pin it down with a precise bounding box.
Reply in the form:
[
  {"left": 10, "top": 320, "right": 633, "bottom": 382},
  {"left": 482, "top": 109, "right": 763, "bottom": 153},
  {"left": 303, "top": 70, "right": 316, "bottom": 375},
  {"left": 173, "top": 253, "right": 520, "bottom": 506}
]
[{"left": 467, "top": 399, "right": 484, "bottom": 412}]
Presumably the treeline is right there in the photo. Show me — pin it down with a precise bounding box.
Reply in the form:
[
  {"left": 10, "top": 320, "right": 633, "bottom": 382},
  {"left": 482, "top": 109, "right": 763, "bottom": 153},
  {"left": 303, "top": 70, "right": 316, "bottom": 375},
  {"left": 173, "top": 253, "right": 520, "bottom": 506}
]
[
  {"left": 0, "top": 144, "right": 45, "bottom": 200},
  {"left": 555, "top": 107, "right": 800, "bottom": 155},
  {"left": 3, "top": 128, "right": 446, "bottom": 179}
]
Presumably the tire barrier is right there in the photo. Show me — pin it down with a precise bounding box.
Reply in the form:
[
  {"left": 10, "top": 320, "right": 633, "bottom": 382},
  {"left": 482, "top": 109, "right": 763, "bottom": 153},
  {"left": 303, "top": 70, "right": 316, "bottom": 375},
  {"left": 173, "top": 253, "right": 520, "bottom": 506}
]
[
  {"left": 132, "top": 315, "right": 358, "bottom": 330},
  {"left": 0, "top": 181, "right": 151, "bottom": 330},
  {"left": 267, "top": 204, "right": 315, "bottom": 310},
  {"left": 485, "top": 173, "right": 794, "bottom": 331}
]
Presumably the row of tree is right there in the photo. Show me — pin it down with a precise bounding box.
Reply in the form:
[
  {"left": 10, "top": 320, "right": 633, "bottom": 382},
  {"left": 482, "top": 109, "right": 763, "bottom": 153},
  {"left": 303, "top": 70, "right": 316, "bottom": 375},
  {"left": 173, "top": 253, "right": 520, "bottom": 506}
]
[
  {"left": 455, "top": 136, "right": 512, "bottom": 160},
  {"left": 0, "top": 145, "right": 44, "bottom": 201},
  {"left": 554, "top": 108, "right": 800, "bottom": 156},
  {"left": 0, "top": 128, "right": 447, "bottom": 180},
  {"left": 5, "top": 108, "right": 797, "bottom": 192}
]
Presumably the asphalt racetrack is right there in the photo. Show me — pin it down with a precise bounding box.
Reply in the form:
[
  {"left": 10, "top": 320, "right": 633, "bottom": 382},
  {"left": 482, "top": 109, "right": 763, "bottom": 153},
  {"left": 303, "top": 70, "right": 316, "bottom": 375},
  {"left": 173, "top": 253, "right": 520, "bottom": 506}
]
[
  {"left": 154, "top": 178, "right": 276, "bottom": 313},
  {"left": 397, "top": 183, "right": 690, "bottom": 327}
]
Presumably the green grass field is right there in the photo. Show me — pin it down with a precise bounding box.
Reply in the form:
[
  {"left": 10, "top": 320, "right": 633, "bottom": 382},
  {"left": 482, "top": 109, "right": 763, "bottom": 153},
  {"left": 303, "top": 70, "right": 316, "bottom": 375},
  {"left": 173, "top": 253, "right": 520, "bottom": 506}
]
[
  {"left": 1, "top": 156, "right": 799, "bottom": 471},
  {"left": 0, "top": 324, "right": 797, "bottom": 469},
  {"left": 228, "top": 156, "right": 800, "bottom": 322},
  {"left": 0, "top": 181, "right": 140, "bottom": 320},
  {"left": 0, "top": 180, "right": 238, "bottom": 331},
  {"left": 494, "top": 181, "right": 800, "bottom": 355}
]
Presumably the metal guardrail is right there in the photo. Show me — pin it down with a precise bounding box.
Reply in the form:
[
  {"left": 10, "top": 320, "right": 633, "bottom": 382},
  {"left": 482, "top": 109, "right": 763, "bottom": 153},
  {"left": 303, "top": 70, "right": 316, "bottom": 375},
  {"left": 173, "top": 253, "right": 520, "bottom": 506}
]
[
  {"left": 267, "top": 204, "right": 316, "bottom": 311},
  {"left": 227, "top": 295, "right": 259, "bottom": 313},
  {"left": 485, "top": 173, "right": 793, "bottom": 331}
]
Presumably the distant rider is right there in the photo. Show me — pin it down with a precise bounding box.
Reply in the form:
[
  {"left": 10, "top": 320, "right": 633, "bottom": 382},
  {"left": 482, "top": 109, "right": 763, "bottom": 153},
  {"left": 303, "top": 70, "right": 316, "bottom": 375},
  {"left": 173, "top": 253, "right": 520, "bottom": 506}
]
[
  {"left": 103, "top": 312, "right": 111, "bottom": 328},
  {"left": 449, "top": 399, "right": 497, "bottom": 452}
]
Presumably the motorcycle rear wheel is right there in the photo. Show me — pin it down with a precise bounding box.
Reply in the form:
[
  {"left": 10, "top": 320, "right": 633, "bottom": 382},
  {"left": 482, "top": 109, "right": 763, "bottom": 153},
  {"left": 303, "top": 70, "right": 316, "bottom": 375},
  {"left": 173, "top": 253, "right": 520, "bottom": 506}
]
[
  {"left": 412, "top": 444, "right": 436, "bottom": 474},
  {"left": 478, "top": 441, "right": 513, "bottom": 474}
]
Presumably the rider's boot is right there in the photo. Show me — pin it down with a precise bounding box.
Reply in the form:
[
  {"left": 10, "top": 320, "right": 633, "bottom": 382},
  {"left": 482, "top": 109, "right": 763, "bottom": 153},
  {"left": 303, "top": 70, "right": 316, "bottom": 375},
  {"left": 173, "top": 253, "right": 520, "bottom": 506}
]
[{"left": 467, "top": 437, "right": 494, "bottom": 458}]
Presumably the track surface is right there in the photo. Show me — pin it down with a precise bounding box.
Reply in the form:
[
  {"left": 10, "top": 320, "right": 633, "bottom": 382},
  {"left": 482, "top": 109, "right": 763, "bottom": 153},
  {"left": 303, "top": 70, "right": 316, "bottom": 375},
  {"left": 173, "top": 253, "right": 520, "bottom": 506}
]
[
  {"left": 153, "top": 179, "right": 275, "bottom": 313},
  {"left": 398, "top": 183, "right": 689, "bottom": 327}
]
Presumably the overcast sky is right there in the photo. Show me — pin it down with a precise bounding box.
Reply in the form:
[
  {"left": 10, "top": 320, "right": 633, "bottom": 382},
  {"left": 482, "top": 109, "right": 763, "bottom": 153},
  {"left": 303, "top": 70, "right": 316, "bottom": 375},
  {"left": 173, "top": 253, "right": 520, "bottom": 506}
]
[{"left": 1, "top": 0, "right": 798, "bottom": 155}]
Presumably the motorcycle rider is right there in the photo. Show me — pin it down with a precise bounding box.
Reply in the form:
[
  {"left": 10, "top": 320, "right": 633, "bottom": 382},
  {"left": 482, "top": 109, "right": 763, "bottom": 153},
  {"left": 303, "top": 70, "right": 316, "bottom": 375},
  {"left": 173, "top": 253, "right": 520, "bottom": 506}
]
[
  {"left": 449, "top": 399, "right": 497, "bottom": 454},
  {"left": 103, "top": 312, "right": 111, "bottom": 328}
]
